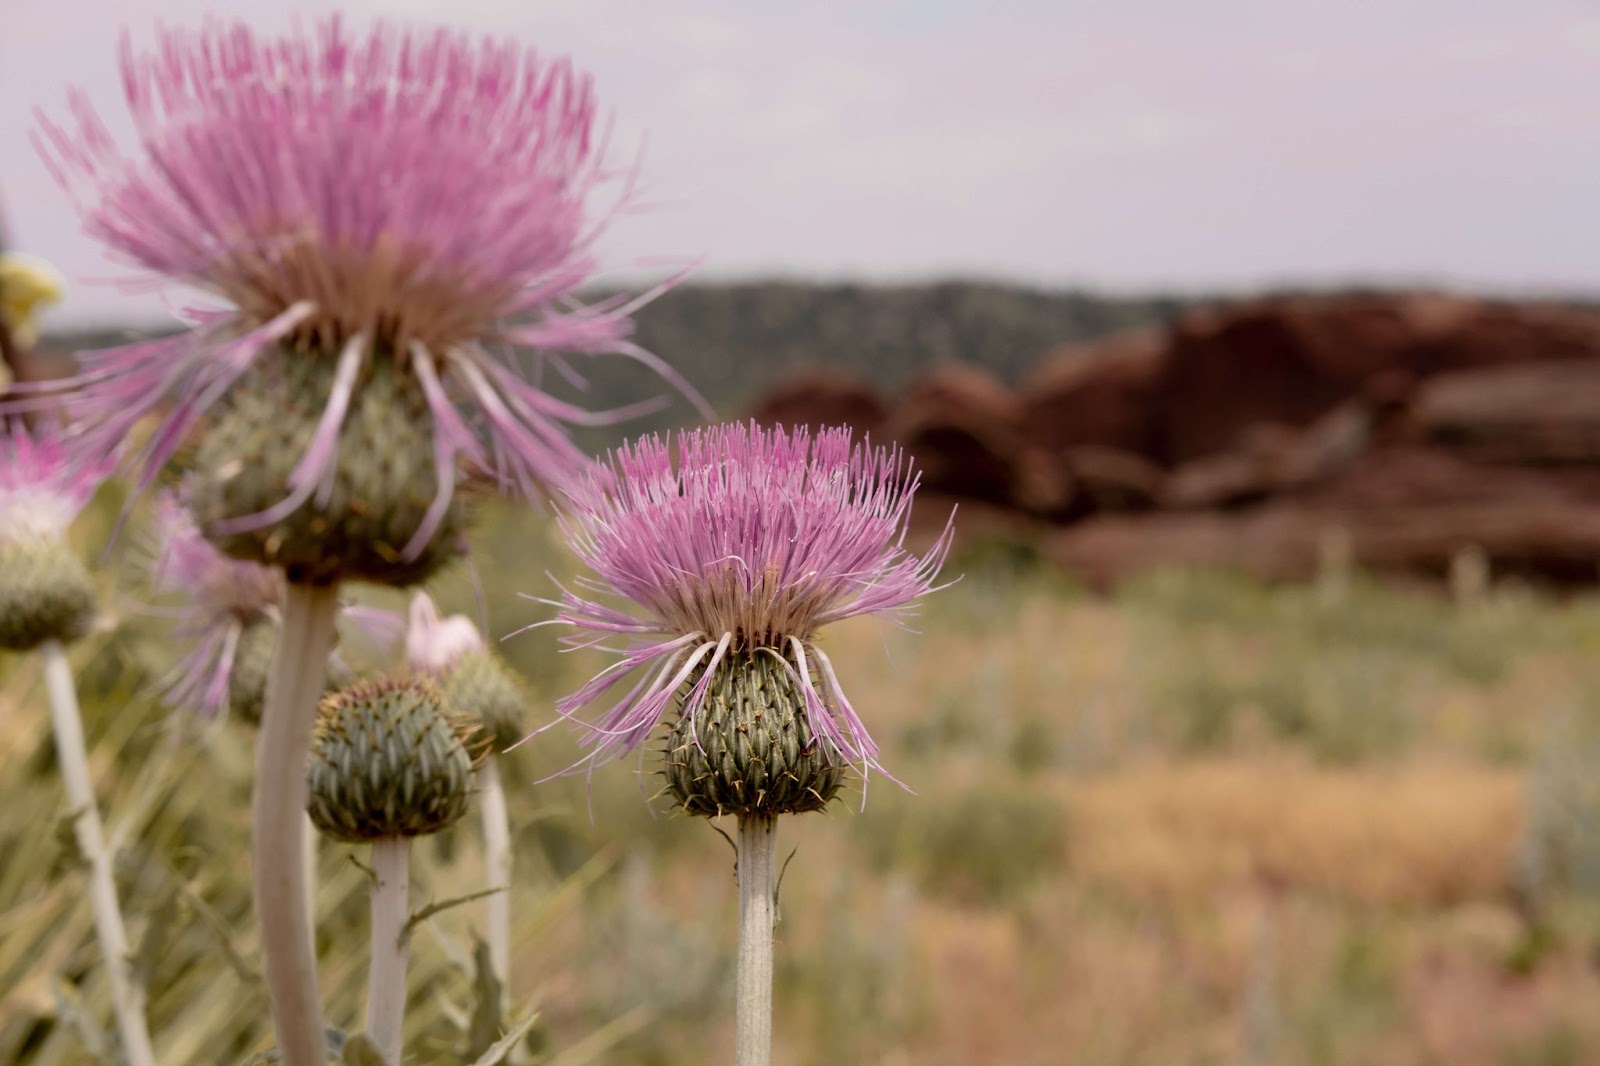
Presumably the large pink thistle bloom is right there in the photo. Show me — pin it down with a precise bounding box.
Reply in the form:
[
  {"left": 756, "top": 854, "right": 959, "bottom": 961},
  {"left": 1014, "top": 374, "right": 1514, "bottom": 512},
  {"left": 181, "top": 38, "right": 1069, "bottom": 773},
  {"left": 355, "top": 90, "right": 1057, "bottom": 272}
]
[
  {"left": 541, "top": 421, "right": 954, "bottom": 779},
  {"left": 0, "top": 421, "right": 110, "bottom": 544},
  {"left": 33, "top": 17, "right": 698, "bottom": 549}
]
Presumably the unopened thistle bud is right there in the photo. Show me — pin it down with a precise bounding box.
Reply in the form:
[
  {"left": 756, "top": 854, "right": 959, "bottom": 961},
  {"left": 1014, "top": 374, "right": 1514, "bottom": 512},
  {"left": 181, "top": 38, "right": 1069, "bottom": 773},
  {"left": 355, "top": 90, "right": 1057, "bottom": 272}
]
[
  {"left": 405, "top": 593, "right": 529, "bottom": 753},
  {"left": 307, "top": 677, "right": 484, "bottom": 843},
  {"left": 439, "top": 650, "right": 530, "bottom": 754},
  {"left": 665, "top": 650, "right": 843, "bottom": 817}
]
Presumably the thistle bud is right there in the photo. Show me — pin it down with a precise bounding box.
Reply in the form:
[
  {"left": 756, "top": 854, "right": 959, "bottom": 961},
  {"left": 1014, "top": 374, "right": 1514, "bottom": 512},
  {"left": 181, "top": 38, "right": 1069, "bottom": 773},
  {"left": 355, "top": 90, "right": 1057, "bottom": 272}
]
[
  {"left": 188, "top": 350, "right": 465, "bottom": 588},
  {"left": 0, "top": 538, "right": 96, "bottom": 651},
  {"left": 665, "top": 651, "right": 843, "bottom": 818},
  {"left": 225, "top": 619, "right": 278, "bottom": 726},
  {"left": 307, "top": 676, "right": 484, "bottom": 843},
  {"left": 440, "top": 650, "right": 529, "bottom": 753}
]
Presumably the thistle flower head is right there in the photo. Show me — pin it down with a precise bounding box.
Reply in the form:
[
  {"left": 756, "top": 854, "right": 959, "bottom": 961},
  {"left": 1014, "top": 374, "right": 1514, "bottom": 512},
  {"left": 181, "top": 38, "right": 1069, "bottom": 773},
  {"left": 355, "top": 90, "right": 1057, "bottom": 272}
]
[
  {"left": 144, "top": 491, "right": 283, "bottom": 717},
  {"left": 546, "top": 422, "right": 953, "bottom": 789},
  {"left": 0, "top": 421, "right": 108, "bottom": 545},
  {"left": 404, "top": 592, "right": 484, "bottom": 676},
  {"left": 149, "top": 492, "right": 283, "bottom": 624},
  {"left": 34, "top": 17, "right": 701, "bottom": 580},
  {"left": 145, "top": 490, "right": 397, "bottom": 718},
  {"left": 405, "top": 592, "right": 530, "bottom": 752},
  {"left": 0, "top": 422, "right": 109, "bottom": 650}
]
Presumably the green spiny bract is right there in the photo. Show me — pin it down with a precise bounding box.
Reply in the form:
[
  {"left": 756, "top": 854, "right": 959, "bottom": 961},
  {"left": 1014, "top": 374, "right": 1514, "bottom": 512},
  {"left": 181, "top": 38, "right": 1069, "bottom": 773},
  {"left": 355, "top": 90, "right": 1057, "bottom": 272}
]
[
  {"left": 664, "top": 649, "right": 843, "bottom": 818},
  {"left": 307, "top": 676, "right": 485, "bottom": 843},
  {"left": 0, "top": 539, "right": 96, "bottom": 651},
  {"left": 186, "top": 346, "right": 466, "bottom": 587},
  {"left": 440, "top": 649, "right": 530, "bottom": 753}
]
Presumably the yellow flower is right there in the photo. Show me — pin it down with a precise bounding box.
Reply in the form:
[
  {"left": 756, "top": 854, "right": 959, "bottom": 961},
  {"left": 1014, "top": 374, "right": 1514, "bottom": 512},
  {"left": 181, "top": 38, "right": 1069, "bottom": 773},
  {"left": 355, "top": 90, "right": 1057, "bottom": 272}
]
[{"left": 0, "top": 254, "right": 65, "bottom": 349}]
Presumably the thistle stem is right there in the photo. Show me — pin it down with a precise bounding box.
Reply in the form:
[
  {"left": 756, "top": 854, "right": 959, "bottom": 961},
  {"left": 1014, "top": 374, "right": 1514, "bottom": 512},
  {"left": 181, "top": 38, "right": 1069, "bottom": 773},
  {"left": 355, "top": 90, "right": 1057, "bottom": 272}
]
[
  {"left": 734, "top": 814, "right": 778, "bottom": 1066},
  {"left": 254, "top": 582, "right": 340, "bottom": 1066},
  {"left": 366, "top": 836, "right": 411, "bottom": 1065},
  {"left": 303, "top": 812, "right": 319, "bottom": 927},
  {"left": 40, "top": 639, "right": 157, "bottom": 1066},
  {"left": 479, "top": 757, "right": 512, "bottom": 996}
]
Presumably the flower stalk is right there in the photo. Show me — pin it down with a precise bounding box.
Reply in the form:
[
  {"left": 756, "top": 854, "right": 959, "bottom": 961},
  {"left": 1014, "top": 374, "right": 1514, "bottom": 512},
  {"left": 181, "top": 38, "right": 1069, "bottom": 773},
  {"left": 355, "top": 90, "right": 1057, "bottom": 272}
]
[
  {"left": 478, "top": 757, "right": 513, "bottom": 992},
  {"left": 366, "top": 837, "right": 412, "bottom": 1066},
  {"left": 41, "top": 638, "right": 157, "bottom": 1066},
  {"left": 405, "top": 592, "right": 525, "bottom": 999},
  {"left": 254, "top": 582, "right": 341, "bottom": 1066},
  {"left": 735, "top": 814, "right": 778, "bottom": 1066},
  {"left": 307, "top": 674, "right": 481, "bottom": 1063}
]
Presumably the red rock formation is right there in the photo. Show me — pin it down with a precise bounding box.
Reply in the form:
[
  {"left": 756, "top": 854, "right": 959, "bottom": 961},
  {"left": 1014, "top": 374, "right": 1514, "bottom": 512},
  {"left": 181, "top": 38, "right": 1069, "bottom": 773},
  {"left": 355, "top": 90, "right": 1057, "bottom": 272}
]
[
  {"left": 745, "top": 370, "right": 887, "bottom": 437},
  {"left": 750, "top": 292, "right": 1600, "bottom": 587},
  {"left": 1152, "top": 293, "right": 1477, "bottom": 464},
  {"left": 1020, "top": 331, "right": 1166, "bottom": 457},
  {"left": 883, "top": 365, "right": 1024, "bottom": 509},
  {"left": 1411, "top": 359, "right": 1600, "bottom": 465},
  {"left": 1048, "top": 497, "right": 1600, "bottom": 588}
]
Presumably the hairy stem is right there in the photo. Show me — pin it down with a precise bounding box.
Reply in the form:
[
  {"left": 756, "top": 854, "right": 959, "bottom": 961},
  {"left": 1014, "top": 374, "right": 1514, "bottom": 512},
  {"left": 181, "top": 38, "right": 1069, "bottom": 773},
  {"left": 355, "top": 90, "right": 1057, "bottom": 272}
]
[
  {"left": 366, "top": 837, "right": 411, "bottom": 1065},
  {"left": 254, "top": 582, "right": 339, "bottom": 1066},
  {"left": 41, "top": 639, "right": 157, "bottom": 1066},
  {"left": 735, "top": 814, "right": 778, "bottom": 1066},
  {"left": 479, "top": 757, "right": 512, "bottom": 997}
]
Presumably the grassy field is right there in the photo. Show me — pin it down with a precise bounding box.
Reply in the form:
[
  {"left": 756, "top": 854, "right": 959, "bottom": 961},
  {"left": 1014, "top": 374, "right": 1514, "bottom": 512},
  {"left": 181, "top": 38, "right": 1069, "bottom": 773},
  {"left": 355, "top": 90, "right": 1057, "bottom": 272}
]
[{"left": 5, "top": 500, "right": 1600, "bottom": 1065}]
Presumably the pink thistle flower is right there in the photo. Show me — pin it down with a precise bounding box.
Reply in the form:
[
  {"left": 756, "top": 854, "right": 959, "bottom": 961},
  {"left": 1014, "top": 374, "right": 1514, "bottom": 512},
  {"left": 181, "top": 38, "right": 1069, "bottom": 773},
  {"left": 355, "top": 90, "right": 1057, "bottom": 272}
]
[
  {"left": 0, "top": 420, "right": 110, "bottom": 545},
  {"left": 145, "top": 491, "right": 399, "bottom": 717},
  {"left": 539, "top": 421, "right": 954, "bottom": 782},
  {"left": 144, "top": 492, "right": 283, "bottom": 717},
  {"left": 32, "top": 17, "right": 703, "bottom": 553},
  {"left": 0, "top": 421, "right": 112, "bottom": 650},
  {"left": 404, "top": 592, "right": 485, "bottom": 677}
]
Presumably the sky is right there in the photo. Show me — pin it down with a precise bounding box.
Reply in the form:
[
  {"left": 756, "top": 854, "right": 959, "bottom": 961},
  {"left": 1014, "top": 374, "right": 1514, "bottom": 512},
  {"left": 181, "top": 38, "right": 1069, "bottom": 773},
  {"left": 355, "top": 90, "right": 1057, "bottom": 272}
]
[{"left": 2, "top": 0, "right": 1598, "bottom": 327}]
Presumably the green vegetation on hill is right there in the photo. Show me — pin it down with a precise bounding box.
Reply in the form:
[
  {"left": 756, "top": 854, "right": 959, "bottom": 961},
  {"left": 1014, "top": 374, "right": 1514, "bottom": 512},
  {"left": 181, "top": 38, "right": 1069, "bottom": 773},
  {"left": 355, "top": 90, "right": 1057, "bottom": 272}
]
[{"left": 42, "top": 282, "right": 1202, "bottom": 442}]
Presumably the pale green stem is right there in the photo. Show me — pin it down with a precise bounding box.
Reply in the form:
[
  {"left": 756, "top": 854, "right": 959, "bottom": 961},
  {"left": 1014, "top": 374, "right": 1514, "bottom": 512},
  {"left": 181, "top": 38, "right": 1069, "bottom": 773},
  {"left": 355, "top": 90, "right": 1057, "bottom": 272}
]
[
  {"left": 303, "top": 812, "right": 319, "bottom": 927},
  {"left": 366, "top": 836, "right": 411, "bottom": 1065},
  {"left": 41, "top": 639, "right": 157, "bottom": 1066},
  {"left": 254, "top": 582, "right": 340, "bottom": 1066},
  {"left": 479, "top": 757, "right": 512, "bottom": 997},
  {"left": 735, "top": 814, "right": 777, "bottom": 1066}
]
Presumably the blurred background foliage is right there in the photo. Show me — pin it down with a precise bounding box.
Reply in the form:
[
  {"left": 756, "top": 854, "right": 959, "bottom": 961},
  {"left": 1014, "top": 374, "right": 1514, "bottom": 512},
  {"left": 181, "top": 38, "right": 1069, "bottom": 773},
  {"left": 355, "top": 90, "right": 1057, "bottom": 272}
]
[{"left": 6, "top": 492, "right": 1600, "bottom": 1065}]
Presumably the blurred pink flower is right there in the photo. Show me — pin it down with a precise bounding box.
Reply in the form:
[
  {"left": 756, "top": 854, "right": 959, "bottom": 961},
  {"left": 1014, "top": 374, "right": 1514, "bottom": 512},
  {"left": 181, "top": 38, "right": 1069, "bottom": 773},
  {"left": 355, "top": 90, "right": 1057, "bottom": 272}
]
[
  {"left": 146, "top": 491, "right": 399, "bottom": 717},
  {"left": 0, "top": 420, "right": 109, "bottom": 544},
  {"left": 404, "top": 591, "right": 484, "bottom": 676},
  {"left": 144, "top": 491, "right": 282, "bottom": 717}
]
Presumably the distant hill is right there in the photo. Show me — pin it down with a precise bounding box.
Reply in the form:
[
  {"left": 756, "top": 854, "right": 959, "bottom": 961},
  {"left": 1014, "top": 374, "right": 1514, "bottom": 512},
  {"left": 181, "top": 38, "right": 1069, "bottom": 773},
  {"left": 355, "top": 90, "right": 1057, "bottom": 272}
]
[
  {"left": 618, "top": 280, "right": 1201, "bottom": 401},
  {"left": 39, "top": 280, "right": 1205, "bottom": 439}
]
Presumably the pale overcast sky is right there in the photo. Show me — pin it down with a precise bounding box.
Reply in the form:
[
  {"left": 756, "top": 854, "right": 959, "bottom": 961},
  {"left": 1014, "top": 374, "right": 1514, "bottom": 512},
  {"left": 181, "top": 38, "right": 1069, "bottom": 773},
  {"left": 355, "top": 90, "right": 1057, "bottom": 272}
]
[{"left": 2, "top": 0, "right": 1598, "bottom": 327}]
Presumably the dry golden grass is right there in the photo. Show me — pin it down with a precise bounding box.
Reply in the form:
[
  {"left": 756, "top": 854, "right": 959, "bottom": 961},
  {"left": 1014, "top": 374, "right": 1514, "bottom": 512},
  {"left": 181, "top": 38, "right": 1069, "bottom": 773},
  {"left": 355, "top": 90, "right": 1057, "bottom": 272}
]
[{"left": 1067, "top": 759, "right": 1523, "bottom": 906}]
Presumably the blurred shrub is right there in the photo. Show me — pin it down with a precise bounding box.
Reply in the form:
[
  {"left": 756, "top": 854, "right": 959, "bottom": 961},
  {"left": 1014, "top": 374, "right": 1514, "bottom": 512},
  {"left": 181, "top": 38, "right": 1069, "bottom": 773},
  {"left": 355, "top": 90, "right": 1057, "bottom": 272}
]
[{"left": 858, "top": 778, "right": 1065, "bottom": 906}]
